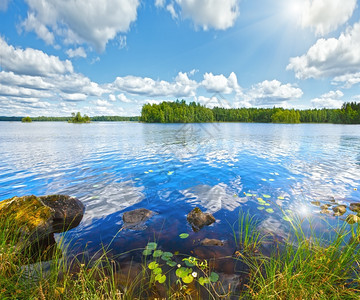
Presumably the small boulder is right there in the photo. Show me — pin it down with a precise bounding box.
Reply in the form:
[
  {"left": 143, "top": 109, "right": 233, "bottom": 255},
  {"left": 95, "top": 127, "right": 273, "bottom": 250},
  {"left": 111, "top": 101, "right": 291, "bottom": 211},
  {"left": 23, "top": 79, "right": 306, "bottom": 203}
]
[
  {"left": 345, "top": 214, "right": 360, "bottom": 225},
  {"left": 332, "top": 205, "right": 346, "bottom": 216},
  {"left": 200, "top": 238, "right": 224, "bottom": 247},
  {"left": 187, "top": 207, "right": 215, "bottom": 232},
  {"left": 349, "top": 203, "right": 360, "bottom": 213},
  {"left": 122, "top": 208, "right": 154, "bottom": 229}
]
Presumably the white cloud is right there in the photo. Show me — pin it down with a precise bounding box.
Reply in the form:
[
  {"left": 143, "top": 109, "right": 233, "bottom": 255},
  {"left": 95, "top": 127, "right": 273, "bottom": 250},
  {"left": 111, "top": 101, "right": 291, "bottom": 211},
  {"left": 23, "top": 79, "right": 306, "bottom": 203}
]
[
  {"left": 333, "top": 72, "right": 360, "bottom": 88},
  {"left": 66, "top": 47, "right": 87, "bottom": 58},
  {"left": 112, "top": 71, "right": 198, "bottom": 97},
  {"left": 0, "top": 0, "right": 11, "bottom": 11},
  {"left": 109, "top": 94, "right": 116, "bottom": 101},
  {"left": 175, "top": 0, "right": 240, "bottom": 30},
  {"left": 0, "top": 37, "right": 73, "bottom": 76},
  {"left": 287, "top": 22, "right": 360, "bottom": 79},
  {"left": 23, "top": 0, "right": 140, "bottom": 52},
  {"left": 117, "top": 93, "right": 132, "bottom": 103},
  {"left": 166, "top": 3, "right": 178, "bottom": 19},
  {"left": 311, "top": 90, "right": 344, "bottom": 108},
  {"left": 94, "top": 99, "right": 112, "bottom": 107},
  {"left": 21, "top": 13, "right": 55, "bottom": 45},
  {"left": 60, "top": 92, "right": 88, "bottom": 102},
  {"left": 201, "top": 72, "right": 240, "bottom": 94},
  {"left": 155, "top": 0, "right": 166, "bottom": 7},
  {"left": 300, "top": 0, "right": 356, "bottom": 35},
  {"left": 117, "top": 35, "right": 127, "bottom": 49},
  {"left": 242, "top": 80, "right": 303, "bottom": 107}
]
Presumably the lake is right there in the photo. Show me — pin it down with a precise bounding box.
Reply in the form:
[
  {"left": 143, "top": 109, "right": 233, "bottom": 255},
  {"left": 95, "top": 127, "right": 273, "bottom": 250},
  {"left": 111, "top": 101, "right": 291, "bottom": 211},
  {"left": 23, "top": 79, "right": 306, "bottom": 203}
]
[{"left": 1, "top": 122, "right": 360, "bottom": 266}]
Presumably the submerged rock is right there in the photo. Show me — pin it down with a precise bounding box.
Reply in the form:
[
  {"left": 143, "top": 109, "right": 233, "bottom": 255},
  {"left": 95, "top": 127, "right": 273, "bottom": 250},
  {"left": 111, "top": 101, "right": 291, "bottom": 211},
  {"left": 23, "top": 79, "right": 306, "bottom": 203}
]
[
  {"left": 0, "top": 194, "right": 84, "bottom": 262},
  {"left": 320, "top": 204, "right": 331, "bottom": 210},
  {"left": 345, "top": 214, "right": 360, "bottom": 225},
  {"left": 332, "top": 205, "right": 347, "bottom": 216},
  {"left": 122, "top": 208, "right": 155, "bottom": 229},
  {"left": 200, "top": 238, "right": 224, "bottom": 247},
  {"left": 311, "top": 201, "right": 320, "bottom": 206},
  {"left": 187, "top": 207, "right": 215, "bottom": 232},
  {"left": 349, "top": 203, "right": 360, "bottom": 213}
]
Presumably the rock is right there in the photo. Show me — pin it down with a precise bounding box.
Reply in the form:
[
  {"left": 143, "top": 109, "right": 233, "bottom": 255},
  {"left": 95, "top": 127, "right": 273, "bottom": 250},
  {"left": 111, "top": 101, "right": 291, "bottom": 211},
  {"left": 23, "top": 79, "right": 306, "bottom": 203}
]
[
  {"left": 122, "top": 208, "right": 154, "bottom": 229},
  {"left": 0, "top": 194, "right": 84, "bottom": 262},
  {"left": 345, "top": 214, "right": 360, "bottom": 224},
  {"left": 200, "top": 238, "right": 224, "bottom": 246},
  {"left": 320, "top": 204, "right": 331, "bottom": 210},
  {"left": 349, "top": 203, "right": 360, "bottom": 213},
  {"left": 311, "top": 201, "right": 320, "bottom": 206},
  {"left": 332, "top": 205, "right": 346, "bottom": 216},
  {"left": 320, "top": 209, "right": 331, "bottom": 214},
  {"left": 187, "top": 207, "right": 215, "bottom": 232}
]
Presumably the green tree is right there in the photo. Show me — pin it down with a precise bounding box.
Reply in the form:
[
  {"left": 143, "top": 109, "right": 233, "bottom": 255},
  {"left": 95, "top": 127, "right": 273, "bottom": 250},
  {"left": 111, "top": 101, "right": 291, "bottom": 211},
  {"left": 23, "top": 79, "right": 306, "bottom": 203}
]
[{"left": 21, "top": 116, "right": 32, "bottom": 123}]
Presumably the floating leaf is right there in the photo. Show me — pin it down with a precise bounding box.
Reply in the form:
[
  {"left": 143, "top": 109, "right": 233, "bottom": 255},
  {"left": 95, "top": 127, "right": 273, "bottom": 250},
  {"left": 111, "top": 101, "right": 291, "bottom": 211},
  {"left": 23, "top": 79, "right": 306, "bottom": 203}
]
[
  {"left": 153, "top": 250, "right": 163, "bottom": 258},
  {"left": 182, "top": 274, "right": 194, "bottom": 284},
  {"left": 179, "top": 233, "right": 189, "bottom": 239},
  {"left": 146, "top": 242, "right": 157, "bottom": 250},
  {"left": 263, "top": 194, "right": 271, "bottom": 198},
  {"left": 283, "top": 216, "right": 292, "bottom": 222},
  {"left": 149, "top": 170, "right": 153, "bottom": 172},
  {"left": 184, "top": 260, "right": 195, "bottom": 267},
  {"left": 161, "top": 252, "right": 173, "bottom": 261},
  {"left": 166, "top": 260, "right": 177, "bottom": 267},
  {"left": 277, "top": 196, "right": 285, "bottom": 200},
  {"left": 275, "top": 172, "right": 279, "bottom": 176},
  {"left": 257, "top": 197, "right": 263, "bottom": 201},
  {"left": 199, "top": 277, "right": 210, "bottom": 286},
  {"left": 176, "top": 267, "right": 192, "bottom": 278},
  {"left": 269, "top": 179, "right": 275, "bottom": 182},
  {"left": 167, "top": 171, "right": 174, "bottom": 175},
  {"left": 266, "top": 208, "right": 274, "bottom": 213},
  {"left": 155, "top": 274, "right": 166, "bottom": 284},
  {"left": 153, "top": 267, "right": 162, "bottom": 275},
  {"left": 209, "top": 272, "right": 219, "bottom": 283},
  {"left": 144, "top": 171, "right": 149, "bottom": 174},
  {"left": 245, "top": 193, "right": 253, "bottom": 197},
  {"left": 142, "top": 249, "right": 153, "bottom": 256},
  {"left": 261, "top": 178, "right": 267, "bottom": 181},
  {"left": 148, "top": 262, "right": 159, "bottom": 270},
  {"left": 257, "top": 206, "right": 265, "bottom": 210},
  {"left": 264, "top": 203, "right": 270, "bottom": 206},
  {"left": 134, "top": 178, "right": 140, "bottom": 181}
]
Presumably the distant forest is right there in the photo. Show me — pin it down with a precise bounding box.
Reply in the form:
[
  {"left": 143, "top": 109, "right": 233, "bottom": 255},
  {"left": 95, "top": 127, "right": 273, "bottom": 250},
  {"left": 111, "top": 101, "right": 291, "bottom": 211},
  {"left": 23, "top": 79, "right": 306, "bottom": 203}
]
[
  {"left": 0, "top": 116, "right": 140, "bottom": 122},
  {"left": 141, "top": 101, "right": 360, "bottom": 124}
]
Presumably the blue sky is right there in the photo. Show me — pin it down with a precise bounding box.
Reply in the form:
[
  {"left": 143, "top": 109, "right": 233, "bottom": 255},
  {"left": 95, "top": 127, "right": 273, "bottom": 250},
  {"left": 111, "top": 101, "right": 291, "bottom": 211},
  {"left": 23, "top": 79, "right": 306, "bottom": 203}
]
[{"left": 0, "top": 0, "right": 360, "bottom": 116}]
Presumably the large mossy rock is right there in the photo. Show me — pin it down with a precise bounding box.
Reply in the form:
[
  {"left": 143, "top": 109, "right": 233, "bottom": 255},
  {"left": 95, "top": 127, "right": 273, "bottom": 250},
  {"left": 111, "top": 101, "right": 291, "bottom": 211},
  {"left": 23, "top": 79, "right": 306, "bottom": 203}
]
[
  {"left": 187, "top": 207, "right": 215, "bottom": 232},
  {"left": 0, "top": 195, "right": 84, "bottom": 261}
]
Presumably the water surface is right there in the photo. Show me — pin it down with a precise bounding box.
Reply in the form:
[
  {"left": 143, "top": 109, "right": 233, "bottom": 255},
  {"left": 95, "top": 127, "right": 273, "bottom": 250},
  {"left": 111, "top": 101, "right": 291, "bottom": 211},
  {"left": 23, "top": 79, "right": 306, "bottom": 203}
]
[{"left": 1, "top": 122, "right": 359, "bottom": 263}]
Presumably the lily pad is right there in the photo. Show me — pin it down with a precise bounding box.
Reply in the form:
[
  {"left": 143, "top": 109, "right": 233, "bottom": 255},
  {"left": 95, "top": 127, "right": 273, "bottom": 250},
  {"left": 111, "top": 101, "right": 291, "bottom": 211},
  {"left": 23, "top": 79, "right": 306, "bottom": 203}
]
[
  {"left": 176, "top": 267, "right": 192, "bottom": 278},
  {"left": 179, "top": 233, "right": 189, "bottom": 239},
  {"left": 182, "top": 274, "right": 194, "bottom": 284},
  {"left": 167, "top": 171, "right": 174, "bottom": 175},
  {"left": 245, "top": 193, "right": 253, "bottom": 197},
  {"left": 148, "top": 261, "right": 159, "bottom": 270},
  {"left": 263, "top": 194, "right": 271, "bottom": 198},
  {"left": 199, "top": 277, "right": 210, "bottom": 285},
  {"left": 155, "top": 274, "right": 166, "bottom": 284},
  {"left": 143, "top": 249, "right": 153, "bottom": 256},
  {"left": 277, "top": 196, "right": 285, "bottom": 200},
  {"left": 146, "top": 242, "right": 157, "bottom": 250},
  {"left": 257, "top": 206, "right": 265, "bottom": 210},
  {"left": 209, "top": 272, "right": 219, "bottom": 283},
  {"left": 266, "top": 208, "right": 274, "bottom": 213},
  {"left": 161, "top": 252, "right": 173, "bottom": 261},
  {"left": 153, "top": 267, "right": 162, "bottom": 275},
  {"left": 166, "top": 260, "right": 177, "bottom": 267},
  {"left": 153, "top": 250, "right": 163, "bottom": 258},
  {"left": 261, "top": 178, "right": 267, "bottom": 181},
  {"left": 269, "top": 179, "right": 275, "bottom": 182}
]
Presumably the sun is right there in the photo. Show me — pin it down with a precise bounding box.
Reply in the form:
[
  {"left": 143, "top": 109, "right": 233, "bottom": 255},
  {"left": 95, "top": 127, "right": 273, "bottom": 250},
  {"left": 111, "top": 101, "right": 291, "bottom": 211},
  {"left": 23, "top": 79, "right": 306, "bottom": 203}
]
[{"left": 283, "top": 0, "right": 304, "bottom": 23}]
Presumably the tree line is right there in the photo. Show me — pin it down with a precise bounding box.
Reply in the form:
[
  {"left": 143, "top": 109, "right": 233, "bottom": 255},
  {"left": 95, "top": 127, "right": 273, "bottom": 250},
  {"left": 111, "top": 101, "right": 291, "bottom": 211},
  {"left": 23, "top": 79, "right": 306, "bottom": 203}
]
[
  {"left": 0, "top": 115, "right": 139, "bottom": 122},
  {"left": 140, "top": 100, "right": 360, "bottom": 124}
]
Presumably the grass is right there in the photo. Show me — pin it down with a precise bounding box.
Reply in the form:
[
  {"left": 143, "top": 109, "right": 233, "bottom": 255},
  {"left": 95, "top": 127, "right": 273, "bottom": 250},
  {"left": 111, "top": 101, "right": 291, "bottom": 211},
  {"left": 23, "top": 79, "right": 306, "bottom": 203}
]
[{"left": 1, "top": 209, "right": 359, "bottom": 299}]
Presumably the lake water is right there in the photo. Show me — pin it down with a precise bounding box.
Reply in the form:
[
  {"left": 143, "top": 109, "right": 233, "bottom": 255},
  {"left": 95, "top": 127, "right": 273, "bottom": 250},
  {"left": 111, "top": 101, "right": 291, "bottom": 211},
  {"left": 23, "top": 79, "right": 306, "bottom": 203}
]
[{"left": 1, "top": 122, "right": 360, "bottom": 266}]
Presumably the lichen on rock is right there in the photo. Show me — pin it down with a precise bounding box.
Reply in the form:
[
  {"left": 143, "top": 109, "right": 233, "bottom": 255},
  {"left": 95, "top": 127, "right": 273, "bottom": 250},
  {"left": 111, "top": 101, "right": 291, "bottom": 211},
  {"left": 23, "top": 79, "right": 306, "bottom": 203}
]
[{"left": 187, "top": 207, "right": 215, "bottom": 232}]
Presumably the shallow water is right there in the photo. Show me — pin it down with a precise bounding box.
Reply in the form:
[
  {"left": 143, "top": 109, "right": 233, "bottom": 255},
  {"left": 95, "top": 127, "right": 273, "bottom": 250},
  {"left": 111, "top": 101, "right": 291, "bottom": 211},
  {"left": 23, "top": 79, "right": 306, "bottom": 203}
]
[{"left": 1, "top": 122, "right": 359, "bottom": 264}]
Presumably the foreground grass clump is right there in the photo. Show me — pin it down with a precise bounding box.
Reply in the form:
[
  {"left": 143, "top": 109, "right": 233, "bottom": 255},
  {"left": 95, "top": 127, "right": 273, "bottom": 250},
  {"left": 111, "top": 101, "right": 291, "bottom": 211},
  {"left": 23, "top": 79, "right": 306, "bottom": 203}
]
[
  {"left": 242, "top": 216, "right": 360, "bottom": 299},
  {"left": 1, "top": 209, "right": 360, "bottom": 299}
]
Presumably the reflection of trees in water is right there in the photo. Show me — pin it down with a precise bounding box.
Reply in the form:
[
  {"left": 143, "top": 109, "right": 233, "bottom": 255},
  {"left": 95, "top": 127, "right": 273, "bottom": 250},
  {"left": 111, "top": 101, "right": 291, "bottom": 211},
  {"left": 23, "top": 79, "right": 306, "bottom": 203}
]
[{"left": 181, "top": 183, "right": 247, "bottom": 214}]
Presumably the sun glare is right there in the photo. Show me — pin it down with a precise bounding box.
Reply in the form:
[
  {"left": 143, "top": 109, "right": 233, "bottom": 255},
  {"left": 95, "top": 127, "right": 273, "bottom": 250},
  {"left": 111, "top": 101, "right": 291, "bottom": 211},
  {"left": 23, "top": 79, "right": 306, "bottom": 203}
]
[{"left": 283, "top": 0, "right": 303, "bottom": 23}]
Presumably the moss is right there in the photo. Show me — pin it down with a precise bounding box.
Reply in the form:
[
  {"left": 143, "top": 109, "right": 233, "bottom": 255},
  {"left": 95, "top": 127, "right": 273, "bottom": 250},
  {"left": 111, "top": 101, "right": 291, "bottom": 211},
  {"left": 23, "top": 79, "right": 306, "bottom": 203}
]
[{"left": 0, "top": 195, "right": 52, "bottom": 233}]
